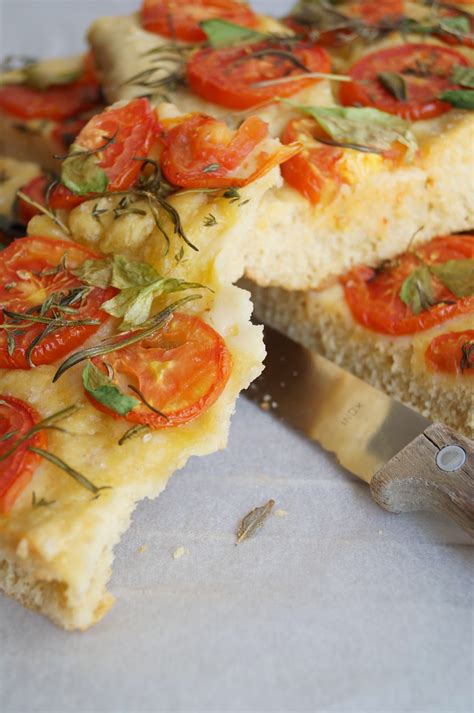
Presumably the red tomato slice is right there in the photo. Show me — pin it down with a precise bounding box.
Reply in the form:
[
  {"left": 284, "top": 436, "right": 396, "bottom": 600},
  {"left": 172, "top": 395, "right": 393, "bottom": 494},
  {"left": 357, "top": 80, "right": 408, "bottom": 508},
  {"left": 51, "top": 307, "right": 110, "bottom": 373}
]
[
  {"left": 0, "top": 395, "right": 48, "bottom": 513},
  {"left": 0, "top": 53, "right": 101, "bottom": 122},
  {"left": 87, "top": 312, "right": 232, "bottom": 428},
  {"left": 341, "top": 235, "right": 474, "bottom": 336},
  {"left": 284, "top": 0, "right": 403, "bottom": 47},
  {"left": 425, "top": 330, "right": 474, "bottom": 375},
  {"left": 160, "top": 113, "right": 299, "bottom": 188},
  {"left": 280, "top": 116, "right": 345, "bottom": 204},
  {"left": 0, "top": 236, "right": 116, "bottom": 369},
  {"left": 50, "top": 98, "right": 159, "bottom": 209},
  {"left": 141, "top": 0, "right": 257, "bottom": 42},
  {"left": 187, "top": 40, "right": 332, "bottom": 110},
  {"left": 339, "top": 44, "right": 469, "bottom": 120},
  {"left": 17, "top": 175, "right": 50, "bottom": 224}
]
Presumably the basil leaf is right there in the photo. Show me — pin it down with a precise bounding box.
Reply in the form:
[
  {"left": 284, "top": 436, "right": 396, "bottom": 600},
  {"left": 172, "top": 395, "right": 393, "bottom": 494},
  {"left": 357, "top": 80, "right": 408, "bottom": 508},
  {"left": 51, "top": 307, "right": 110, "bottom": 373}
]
[
  {"left": 452, "top": 66, "right": 474, "bottom": 89},
  {"left": 399, "top": 264, "right": 435, "bottom": 314},
  {"left": 61, "top": 146, "right": 109, "bottom": 195},
  {"left": 283, "top": 102, "right": 417, "bottom": 157},
  {"left": 439, "top": 89, "right": 474, "bottom": 109},
  {"left": 430, "top": 259, "right": 474, "bottom": 297},
  {"left": 438, "top": 16, "right": 470, "bottom": 36},
  {"left": 73, "top": 257, "right": 113, "bottom": 289},
  {"left": 200, "top": 19, "right": 265, "bottom": 48},
  {"left": 82, "top": 360, "right": 139, "bottom": 416},
  {"left": 378, "top": 71, "right": 407, "bottom": 101}
]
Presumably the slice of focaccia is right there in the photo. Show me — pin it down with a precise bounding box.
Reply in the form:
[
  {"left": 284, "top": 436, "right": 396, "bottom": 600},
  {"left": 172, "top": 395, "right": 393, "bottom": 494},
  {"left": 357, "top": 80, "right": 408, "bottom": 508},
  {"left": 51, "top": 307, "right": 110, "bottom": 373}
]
[
  {"left": 249, "top": 233, "right": 474, "bottom": 437},
  {"left": 0, "top": 156, "right": 41, "bottom": 243},
  {"left": 0, "top": 98, "right": 297, "bottom": 629},
  {"left": 0, "top": 54, "right": 103, "bottom": 171},
  {"left": 88, "top": 1, "right": 474, "bottom": 290}
]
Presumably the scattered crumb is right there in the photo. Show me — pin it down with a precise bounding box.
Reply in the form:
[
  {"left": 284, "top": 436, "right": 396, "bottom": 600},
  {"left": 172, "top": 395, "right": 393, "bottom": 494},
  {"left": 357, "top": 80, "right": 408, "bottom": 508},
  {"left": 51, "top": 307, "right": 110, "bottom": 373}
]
[
  {"left": 271, "top": 401, "right": 278, "bottom": 409},
  {"left": 274, "top": 509, "right": 288, "bottom": 518},
  {"left": 172, "top": 546, "right": 189, "bottom": 560},
  {"left": 280, "top": 381, "right": 286, "bottom": 388},
  {"left": 262, "top": 393, "right": 272, "bottom": 402},
  {"left": 260, "top": 401, "right": 271, "bottom": 411},
  {"left": 137, "top": 545, "right": 147, "bottom": 554},
  {"left": 142, "top": 432, "right": 153, "bottom": 443}
]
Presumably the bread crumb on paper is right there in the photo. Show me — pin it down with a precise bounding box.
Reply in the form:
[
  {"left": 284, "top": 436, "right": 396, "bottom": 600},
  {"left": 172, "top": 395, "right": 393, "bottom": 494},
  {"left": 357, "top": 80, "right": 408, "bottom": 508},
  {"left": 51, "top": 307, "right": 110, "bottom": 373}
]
[
  {"left": 274, "top": 509, "right": 288, "bottom": 518},
  {"left": 172, "top": 546, "right": 189, "bottom": 560},
  {"left": 137, "top": 545, "right": 147, "bottom": 555}
]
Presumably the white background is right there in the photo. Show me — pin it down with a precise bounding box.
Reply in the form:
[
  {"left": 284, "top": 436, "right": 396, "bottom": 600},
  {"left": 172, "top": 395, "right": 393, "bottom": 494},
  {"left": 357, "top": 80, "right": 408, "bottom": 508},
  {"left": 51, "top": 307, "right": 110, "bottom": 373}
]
[{"left": 0, "top": 2, "right": 473, "bottom": 712}]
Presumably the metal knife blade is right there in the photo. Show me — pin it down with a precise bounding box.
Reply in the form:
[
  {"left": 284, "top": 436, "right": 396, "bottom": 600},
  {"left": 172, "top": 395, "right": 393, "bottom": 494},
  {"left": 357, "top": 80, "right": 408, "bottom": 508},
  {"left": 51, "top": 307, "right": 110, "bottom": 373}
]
[{"left": 245, "top": 325, "right": 430, "bottom": 483}]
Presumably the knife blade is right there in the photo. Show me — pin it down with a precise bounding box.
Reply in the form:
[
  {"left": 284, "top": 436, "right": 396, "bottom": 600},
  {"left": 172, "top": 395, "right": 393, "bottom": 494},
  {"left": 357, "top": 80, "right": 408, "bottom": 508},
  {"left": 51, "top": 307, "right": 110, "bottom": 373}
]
[{"left": 245, "top": 325, "right": 474, "bottom": 536}]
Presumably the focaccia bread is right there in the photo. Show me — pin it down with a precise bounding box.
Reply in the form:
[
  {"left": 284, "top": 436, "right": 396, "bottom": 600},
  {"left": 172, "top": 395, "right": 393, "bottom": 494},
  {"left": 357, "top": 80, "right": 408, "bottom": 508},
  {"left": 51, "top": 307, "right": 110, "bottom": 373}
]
[
  {"left": 0, "top": 97, "right": 298, "bottom": 629},
  {"left": 249, "top": 233, "right": 474, "bottom": 437},
  {"left": 87, "top": 0, "right": 474, "bottom": 290},
  {"left": 0, "top": 156, "right": 41, "bottom": 220},
  {"left": 0, "top": 55, "right": 103, "bottom": 171}
]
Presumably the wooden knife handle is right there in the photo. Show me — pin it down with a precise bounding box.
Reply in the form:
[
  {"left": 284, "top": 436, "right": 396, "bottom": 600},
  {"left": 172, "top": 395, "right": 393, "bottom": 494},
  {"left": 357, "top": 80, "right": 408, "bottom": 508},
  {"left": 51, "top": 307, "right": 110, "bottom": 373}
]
[{"left": 370, "top": 423, "right": 474, "bottom": 538}]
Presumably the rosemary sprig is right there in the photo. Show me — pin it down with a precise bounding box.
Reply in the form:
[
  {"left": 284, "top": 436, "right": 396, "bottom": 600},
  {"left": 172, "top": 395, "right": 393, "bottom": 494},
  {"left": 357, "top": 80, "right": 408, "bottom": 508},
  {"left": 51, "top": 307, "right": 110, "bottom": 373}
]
[
  {"left": 118, "top": 424, "right": 150, "bottom": 445},
  {"left": 53, "top": 295, "right": 200, "bottom": 382},
  {"left": 53, "top": 132, "right": 117, "bottom": 161},
  {"left": 251, "top": 71, "right": 350, "bottom": 88},
  {"left": 16, "top": 190, "right": 70, "bottom": 235},
  {"left": 0, "top": 404, "right": 80, "bottom": 463},
  {"left": 127, "top": 384, "right": 168, "bottom": 420},
  {"left": 203, "top": 214, "right": 217, "bottom": 227},
  {"left": 28, "top": 446, "right": 108, "bottom": 495}
]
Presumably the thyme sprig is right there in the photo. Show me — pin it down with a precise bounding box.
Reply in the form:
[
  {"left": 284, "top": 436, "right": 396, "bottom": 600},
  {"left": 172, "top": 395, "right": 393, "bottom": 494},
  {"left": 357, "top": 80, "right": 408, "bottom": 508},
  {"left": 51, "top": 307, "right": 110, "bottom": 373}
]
[
  {"left": 118, "top": 424, "right": 150, "bottom": 445},
  {"left": 28, "top": 446, "right": 108, "bottom": 495},
  {"left": 127, "top": 383, "right": 169, "bottom": 420}
]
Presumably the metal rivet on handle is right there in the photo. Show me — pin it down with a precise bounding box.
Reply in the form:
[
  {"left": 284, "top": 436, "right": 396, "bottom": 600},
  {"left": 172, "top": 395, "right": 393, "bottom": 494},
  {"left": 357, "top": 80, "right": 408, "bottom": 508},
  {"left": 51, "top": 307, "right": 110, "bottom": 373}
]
[{"left": 436, "top": 445, "right": 466, "bottom": 472}]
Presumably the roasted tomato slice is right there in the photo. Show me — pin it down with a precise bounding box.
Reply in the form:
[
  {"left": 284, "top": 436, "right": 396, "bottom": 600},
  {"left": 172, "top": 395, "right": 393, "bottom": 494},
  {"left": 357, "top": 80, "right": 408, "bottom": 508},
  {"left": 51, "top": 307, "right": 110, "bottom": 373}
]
[
  {"left": 87, "top": 312, "right": 232, "bottom": 428},
  {"left": 341, "top": 235, "right": 474, "bottom": 336},
  {"left": 161, "top": 114, "right": 299, "bottom": 188},
  {"left": 425, "top": 330, "right": 474, "bottom": 375},
  {"left": 187, "top": 40, "right": 332, "bottom": 110},
  {"left": 141, "top": 0, "right": 257, "bottom": 42},
  {"left": 284, "top": 0, "right": 403, "bottom": 46},
  {"left": 0, "top": 55, "right": 101, "bottom": 121},
  {"left": 280, "top": 116, "right": 345, "bottom": 205},
  {"left": 49, "top": 98, "right": 159, "bottom": 209},
  {"left": 0, "top": 236, "right": 116, "bottom": 369},
  {"left": 339, "top": 44, "right": 469, "bottom": 121},
  {"left": 0, "top": 395, "right": 48, "bottom": 513},
  {"left": 17, "top": 175, "right": 50, "bottom": 224}
]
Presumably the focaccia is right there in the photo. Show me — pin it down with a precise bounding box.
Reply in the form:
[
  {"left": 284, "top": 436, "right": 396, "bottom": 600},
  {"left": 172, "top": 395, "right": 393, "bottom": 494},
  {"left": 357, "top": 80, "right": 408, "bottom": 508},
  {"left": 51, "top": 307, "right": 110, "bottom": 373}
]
[{"left": 87, "top": 1, "right": 474, "bottom": 290}]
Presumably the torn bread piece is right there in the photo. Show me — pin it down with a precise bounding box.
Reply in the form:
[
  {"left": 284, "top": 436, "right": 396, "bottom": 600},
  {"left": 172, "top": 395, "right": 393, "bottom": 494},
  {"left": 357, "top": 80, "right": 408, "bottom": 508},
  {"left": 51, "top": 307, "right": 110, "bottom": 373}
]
[
  {"left": 0, "top": 156, "right": 41, "bottom": 220},
  {"left": 0, "top": 54, "right": 103, "bottom": 171},
  {"left": 0, "top": 99, "right": 296, "bottom": 630},
  {"left": 249, "top": 233, "right": 474, "bottom": 436}
]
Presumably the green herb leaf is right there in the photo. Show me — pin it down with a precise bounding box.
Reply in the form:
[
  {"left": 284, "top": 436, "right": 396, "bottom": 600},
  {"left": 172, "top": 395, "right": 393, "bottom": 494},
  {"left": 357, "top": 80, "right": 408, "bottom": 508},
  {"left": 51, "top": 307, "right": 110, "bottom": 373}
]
[
  {"left": 452, "top": 66, "right": 474, "bottom": 89},
  {"left": 439, "top": 89, "right": 474, "bottom": 109},
  {"left": 74, "top": 254, "right": 206, "bottom": 330},
  {"left": 283, "top": 102, "right": 418, "bottom": 157},
  {"left": 61, "top": 146, "right": 109, "bottom": 195},
  {"left": 399, "top": 264, "right": 435, "bottom": 314},
  {"left": 430, "top": 259, "right": 474, "bottom": 297},
  {"left": 200, "top": 19, "right": 265, "bottom": 48},
  {"left": 82, "top": 360, "right": 139, "bottom": 416},
  {"left": 438, "top": 16, "right": 470, "bottom": 36},
  {"left": 378, "top": 71, "right": 407, "bottom": 101}
]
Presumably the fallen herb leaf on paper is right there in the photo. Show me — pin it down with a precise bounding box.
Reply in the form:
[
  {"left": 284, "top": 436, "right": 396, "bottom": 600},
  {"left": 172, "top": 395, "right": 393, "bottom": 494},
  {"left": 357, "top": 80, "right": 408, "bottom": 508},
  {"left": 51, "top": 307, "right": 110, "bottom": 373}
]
[{"left": 236, "top": 499, "right": 275, "bottom": 543}]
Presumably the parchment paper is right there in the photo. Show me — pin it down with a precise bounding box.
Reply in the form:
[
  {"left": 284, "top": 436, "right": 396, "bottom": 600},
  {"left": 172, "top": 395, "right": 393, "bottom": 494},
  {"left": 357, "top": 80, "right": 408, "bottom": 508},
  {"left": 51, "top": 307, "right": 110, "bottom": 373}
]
[{"left": 0, "top": 2, "right": 473, "bottom": 711}]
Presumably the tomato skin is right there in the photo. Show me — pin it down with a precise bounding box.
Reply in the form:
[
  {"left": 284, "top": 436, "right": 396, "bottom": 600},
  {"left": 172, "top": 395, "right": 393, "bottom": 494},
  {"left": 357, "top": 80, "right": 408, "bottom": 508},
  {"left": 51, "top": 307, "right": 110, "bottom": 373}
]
[
  {"left": 49, "top": 98, "right": 159, "bottom": 209},
  {"left": 17, "top": 175, "right": 51, "bottom": 224},
  {"left": 160, "top": 113, "right": 299, "bottom": 188},
  {"left": 0, "top": 395, "right": 48, "bottom": 513},
  {"left": 280, "top": 117, "right": 344, "bottom": 204},
  {"left": 0, "top": 82, "right": 100, "bottom": 122},
  {"left": 341, "top": 235, "right": 474, "bottom": 336},
  {"left": 87, "top": 312, "right": 232, "bottom": 428},
  {"left": 339, "top": 44, "right": 469, "bottom": 121},
  {"left": 425, "top": 330, "right": 474, "bottom": 376},
  {"left": 141, "top": 0, "right": 257, "bottom": 42},
  {"left": 187, "top": 41, "right": 332, "bottom": 110},
  {"left": 0, "top": 236, "right": 116, "bottom": 369}
]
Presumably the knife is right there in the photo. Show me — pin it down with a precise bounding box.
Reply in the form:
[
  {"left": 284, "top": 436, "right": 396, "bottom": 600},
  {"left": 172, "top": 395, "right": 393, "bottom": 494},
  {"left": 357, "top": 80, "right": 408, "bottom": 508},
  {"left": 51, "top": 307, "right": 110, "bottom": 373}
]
[{"left": 245, "top": 325, "right": 474, "bottom": 537}]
